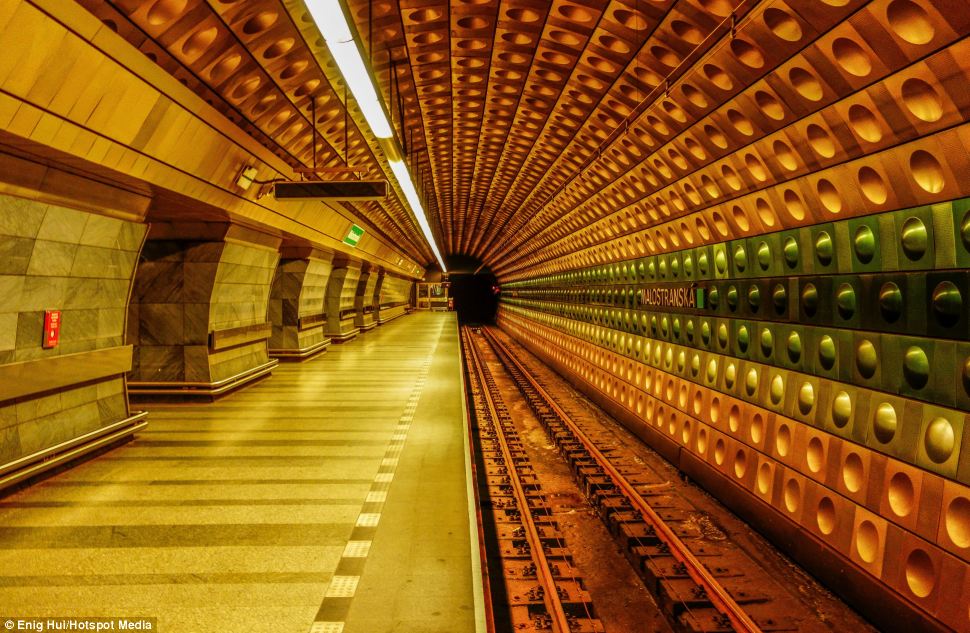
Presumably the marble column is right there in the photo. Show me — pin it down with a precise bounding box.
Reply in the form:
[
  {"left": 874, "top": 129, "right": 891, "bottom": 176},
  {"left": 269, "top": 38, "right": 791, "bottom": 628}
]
[
  {"left": 354, "top": 263, "right": 379, "bottom": 332},
  {"left": 0, "top": 192, "right": 148, "bottom": 490},
  {"left": 268, "top": 246, "right": 334, "bottom": 360},
  {"left": 371, "top": 269, "right": 386, "bottom": 325},
  {"left": 323, "top": 257, "right": 361, "bottom": 342},
  {"left": 377, "top": 274, "right": 413, "bottom": 324},
  {"left": 127, "top": 222, "right": 281, "bottom": 399}
]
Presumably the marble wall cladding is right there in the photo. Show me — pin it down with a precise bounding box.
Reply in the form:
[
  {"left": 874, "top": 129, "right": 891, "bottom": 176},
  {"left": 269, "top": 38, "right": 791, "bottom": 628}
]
[
  {"left": 209, "top": 241, "right": 278, "bottom": 383},
  {"left": 378, "top": 304, "right": 407, "bottom": 322},
  {"left": 339, "top": 265, "right": 361, "bottom": 311},
  {"left": 0, "top": 194, "right": 145, "bottom": 365},
  {"left": 376, "top": 277, "right": 413, "bottom": 324},
  {"left": 354, "top": 268, "right": 378, "bottom": 329},
  {"left": 268, "top": 255, "right": 333, "bottom": 352},
  {"left": 208, "top": 341, "right": 268, "bottom": 384},
  {"left": 371, "top": 271, "right": 385, "bottom": 308},
  {"left": 269, "top": 259, "right": 305, "bottom": 348},
  {"left": 0, "top": 193, "right": 145, "bottom": 467},
  {"left": 360, "top": 271, "right": 379, "bottom": 308},
  {"left": 128, "top": 236, "right": 279, "bottom": 384},
  {"left": 128, "top": 239, "right": 215, "bottom": 382},
  {"left": 210, "top": 241, "right": 279, "bottom": 331},
  {"left": 324, "top": 263, "right": 361, "bottom": 336},
  {"left": 300, "top": 259, "right": 331, "bottom": 316},
  {"left": 380, "top": 276, "right": 414, "bottom": 307},
  {"left": 0, "top": 378, "right": 128, "bottom": 464},
  {"left": 293, "top": 327, "right": 327, "bottom": 351},
  {"left": 8, "top": 390, "right": 85, "bottom": 459}
]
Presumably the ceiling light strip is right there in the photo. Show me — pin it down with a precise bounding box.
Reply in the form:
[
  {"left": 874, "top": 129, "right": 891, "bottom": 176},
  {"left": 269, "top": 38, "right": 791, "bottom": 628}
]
[{"left": 305, "top": 0, "right": 447, "bottom": 272}]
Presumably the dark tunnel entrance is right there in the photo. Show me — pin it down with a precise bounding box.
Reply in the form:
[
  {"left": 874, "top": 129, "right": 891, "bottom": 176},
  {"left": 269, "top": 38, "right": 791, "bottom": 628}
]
[{"left": 443, "top": 256, "right": 500, "bottom": 324}]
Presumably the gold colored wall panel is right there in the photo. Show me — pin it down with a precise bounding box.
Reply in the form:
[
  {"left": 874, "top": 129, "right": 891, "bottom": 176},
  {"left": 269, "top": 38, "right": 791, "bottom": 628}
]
[
  {"left": 0, "top": 0, "right": 421, "bottom": 279},
  {"left": 498, "top": 306, "right": 970, "bottom": 631}
]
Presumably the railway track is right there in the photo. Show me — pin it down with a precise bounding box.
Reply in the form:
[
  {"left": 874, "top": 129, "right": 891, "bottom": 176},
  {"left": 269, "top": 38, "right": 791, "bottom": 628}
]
[
  {"left": 463, "top": 324, "right": 805, "bottom": 633},
  {"left": 462, "top": 326, "right": 604, "bottom": 633}
]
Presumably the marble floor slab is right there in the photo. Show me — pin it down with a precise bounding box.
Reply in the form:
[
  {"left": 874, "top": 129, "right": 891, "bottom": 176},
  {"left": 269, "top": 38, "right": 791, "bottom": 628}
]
[{"left": 0, "top": 312, "right": 482, "bottom": 633}]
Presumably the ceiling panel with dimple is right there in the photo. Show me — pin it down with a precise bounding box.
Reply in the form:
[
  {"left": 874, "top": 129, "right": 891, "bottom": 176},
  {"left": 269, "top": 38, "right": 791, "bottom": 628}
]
[{"left": 82, "top": 0, "right": 970, "bottom": 279}]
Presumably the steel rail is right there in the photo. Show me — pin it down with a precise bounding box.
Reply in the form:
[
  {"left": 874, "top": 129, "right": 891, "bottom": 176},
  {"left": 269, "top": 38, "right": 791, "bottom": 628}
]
[
  {"left": 482, "top": 327, "right": 763, "bottom": 633},
  {"left": 463, "top": 329, "right": 573, "bottom": 633},
  {"left": 459, "top": 330, "right": 498, "bottom": 633}
]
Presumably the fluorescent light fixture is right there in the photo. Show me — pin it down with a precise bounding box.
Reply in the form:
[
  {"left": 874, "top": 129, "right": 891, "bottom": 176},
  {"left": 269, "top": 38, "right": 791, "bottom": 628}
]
[
  {"left": 306, "top": 0, "right": 391, "bottom": 138},
  {"left": 389, "top": 159, "right": 446, "bottom": 270},
  {"left": 305, "top": 0, "right": 447, "bottom": 273}
]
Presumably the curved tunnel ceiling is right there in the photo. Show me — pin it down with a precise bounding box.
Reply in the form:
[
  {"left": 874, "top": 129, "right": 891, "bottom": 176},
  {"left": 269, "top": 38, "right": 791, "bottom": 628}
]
[{"left": 87, "top": 0, "right": 970, "bottom": 280}]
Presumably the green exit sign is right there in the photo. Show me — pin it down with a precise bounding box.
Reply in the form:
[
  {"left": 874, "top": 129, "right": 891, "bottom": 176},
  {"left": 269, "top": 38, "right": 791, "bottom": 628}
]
[{"left": 343, "top": 224, "right": 364, "bottom": 247}]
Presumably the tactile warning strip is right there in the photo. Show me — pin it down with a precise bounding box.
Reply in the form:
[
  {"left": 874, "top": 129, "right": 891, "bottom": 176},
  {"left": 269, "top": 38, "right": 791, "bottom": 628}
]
[{"left": 307, "top": 354, "right": 434, "bottom": 632}]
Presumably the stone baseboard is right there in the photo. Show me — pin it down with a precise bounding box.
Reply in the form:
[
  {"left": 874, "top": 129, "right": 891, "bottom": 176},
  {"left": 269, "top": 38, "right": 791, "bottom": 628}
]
[
  {"left": 269, "top": 338, "right": 331, "bottom": 361},
  {"left": 325, "top": 328, "right": 360, "bottom": 343},
  {"left": 128, "top": 359, "right": 278, "bottom": 401},
  {"left": 0, "top": 412, "right": 148, "bottom": 495}
]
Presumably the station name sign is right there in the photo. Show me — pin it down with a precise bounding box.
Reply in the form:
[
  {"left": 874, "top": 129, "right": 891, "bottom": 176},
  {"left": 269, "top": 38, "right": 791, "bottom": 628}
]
[{"left": 639, "top": 284, "right": 704, "bottom": 310}]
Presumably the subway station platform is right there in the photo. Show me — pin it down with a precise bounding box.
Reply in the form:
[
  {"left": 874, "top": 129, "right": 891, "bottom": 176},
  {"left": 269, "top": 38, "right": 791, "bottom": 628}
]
[{"left": 0, "top": 313, "right": 483, "bottom": 633}]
